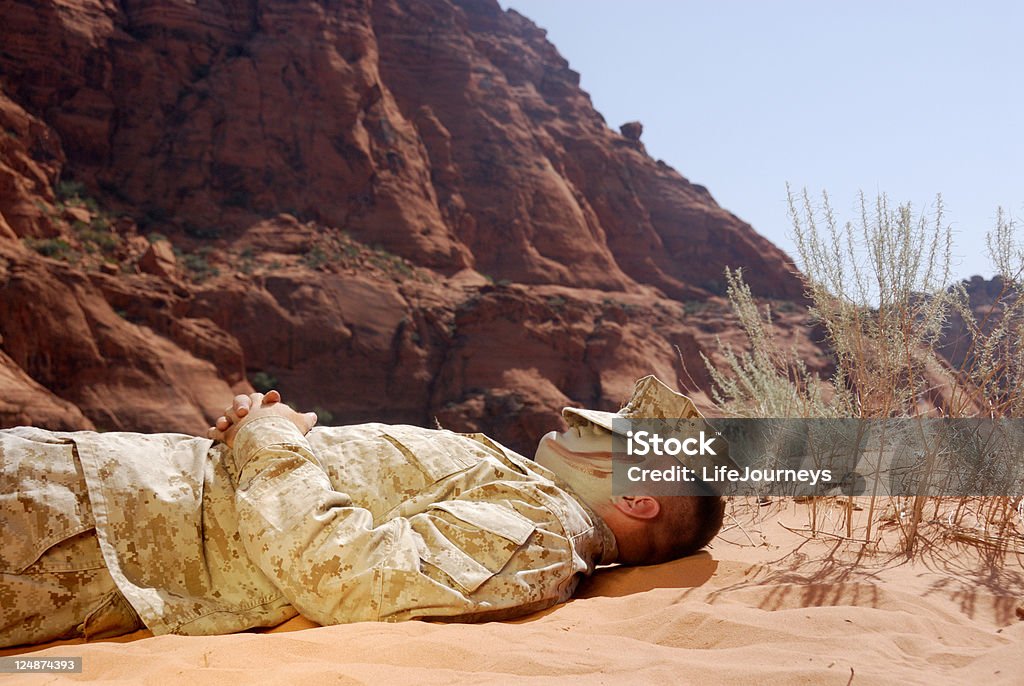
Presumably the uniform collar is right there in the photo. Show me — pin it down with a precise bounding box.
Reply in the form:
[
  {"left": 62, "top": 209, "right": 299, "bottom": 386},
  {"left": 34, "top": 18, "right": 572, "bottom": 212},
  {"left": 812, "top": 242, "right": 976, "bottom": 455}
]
[
  {"left": 500, "top": 445, "right": 620, "bottom": 565},
  {"left": 572, "top": 495, "right": 619, "bottom": 565},
  {"left": 537, "top": 468, "right": 619, "bottom": 565}
]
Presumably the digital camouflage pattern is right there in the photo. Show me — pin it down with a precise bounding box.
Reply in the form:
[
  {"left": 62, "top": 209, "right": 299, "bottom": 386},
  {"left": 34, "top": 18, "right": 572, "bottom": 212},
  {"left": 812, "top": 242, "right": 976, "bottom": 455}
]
[
  {"left": 1, "top": 417, "right": 615, "bottom": 644},
  {"left": 1, "top": 425, "right": 296, "bottom": 643},
  {"left": 562, "top": 375, "right": 704, "bottom": 435},
  {"left": 0, "top": 430, "right": 143, "bottom": 646}
]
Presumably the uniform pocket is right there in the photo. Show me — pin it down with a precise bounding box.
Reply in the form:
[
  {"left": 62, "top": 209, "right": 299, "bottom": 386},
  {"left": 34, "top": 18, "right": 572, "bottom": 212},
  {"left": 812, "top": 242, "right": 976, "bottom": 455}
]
[
  {"left": 414, "top": 499, "right": 535, "bottom": 594},
  {"left": 0, "top": 429, "right": 95, "bottom": 573},
  {"left": 380, "top": 429, "right": 480, "bottom": 483}
]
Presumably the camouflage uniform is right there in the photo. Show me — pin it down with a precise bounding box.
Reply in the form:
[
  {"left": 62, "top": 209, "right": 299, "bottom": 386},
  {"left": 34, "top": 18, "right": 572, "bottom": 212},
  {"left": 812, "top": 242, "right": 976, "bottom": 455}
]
[{"left": 1, "top": 417, "right": 616, "bottom": 647}]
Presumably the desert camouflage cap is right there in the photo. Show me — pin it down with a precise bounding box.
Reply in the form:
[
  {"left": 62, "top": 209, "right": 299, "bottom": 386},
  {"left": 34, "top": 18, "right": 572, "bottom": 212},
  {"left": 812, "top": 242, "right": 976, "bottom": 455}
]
[
  {"left": 564, "top": 376, "right": 740, "bottom": 494},
  {"left": 562, "top": 375, "right": 703, "bottom": 436}
]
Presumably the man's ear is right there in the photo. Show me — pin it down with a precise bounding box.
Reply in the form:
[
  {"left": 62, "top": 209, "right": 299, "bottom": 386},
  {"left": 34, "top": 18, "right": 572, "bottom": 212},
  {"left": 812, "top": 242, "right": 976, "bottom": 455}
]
[{"left": 612, "top": 496, "right": 660, "bottom": 520}]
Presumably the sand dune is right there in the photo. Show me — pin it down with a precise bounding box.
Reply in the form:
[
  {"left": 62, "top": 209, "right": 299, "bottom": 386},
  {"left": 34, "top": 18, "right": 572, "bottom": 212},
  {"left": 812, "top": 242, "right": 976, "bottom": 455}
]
[{"left": 3, "top": 501, "right": 1021, "bottom": 685}]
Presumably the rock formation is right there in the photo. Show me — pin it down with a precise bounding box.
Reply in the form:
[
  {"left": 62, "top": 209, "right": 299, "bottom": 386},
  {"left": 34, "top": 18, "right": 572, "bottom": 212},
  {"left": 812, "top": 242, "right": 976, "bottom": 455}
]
[
  {"left": 0, "top": 0, "right": 811, "bottom": 452},
  {"left": 619, "top": 121, "right": 643, "bottom": 141}
]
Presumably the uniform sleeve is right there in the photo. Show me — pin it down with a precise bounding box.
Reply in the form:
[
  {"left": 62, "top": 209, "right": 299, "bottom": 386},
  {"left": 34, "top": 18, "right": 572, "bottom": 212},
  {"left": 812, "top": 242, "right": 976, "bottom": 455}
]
[{"left": 228, "top": 416, "right": 579, "bottom": 625}]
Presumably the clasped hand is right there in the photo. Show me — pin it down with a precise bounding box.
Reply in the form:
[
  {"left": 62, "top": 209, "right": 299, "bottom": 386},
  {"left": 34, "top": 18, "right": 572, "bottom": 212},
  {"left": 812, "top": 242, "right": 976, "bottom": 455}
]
[{"left": 207, "top": 390, "right": 318, "bottom": 448}]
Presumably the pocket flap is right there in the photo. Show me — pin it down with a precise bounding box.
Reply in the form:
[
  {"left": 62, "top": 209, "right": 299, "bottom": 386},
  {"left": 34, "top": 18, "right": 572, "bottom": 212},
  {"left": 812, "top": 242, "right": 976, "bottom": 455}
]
[
  {"left": 432, "top": 500, "right": 535, "bottom": 547},
  {"left": 415, "top": 500, "right": 535, "bottom": 594},
  {"left": 1, "top": 430, "right": 93, "bottom": 572},
  {"left": 381, "top": 431, "right": 478, "bottom": 482}
]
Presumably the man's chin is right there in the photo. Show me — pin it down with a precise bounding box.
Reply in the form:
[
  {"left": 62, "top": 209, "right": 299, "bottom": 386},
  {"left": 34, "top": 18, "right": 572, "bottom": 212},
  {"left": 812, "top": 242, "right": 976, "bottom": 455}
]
[
  {"left": 535, "top": 432, "right": 615, "bottom": 480},
  {"left": 534, "top": 431, "right": 559, "bottom": 469}
]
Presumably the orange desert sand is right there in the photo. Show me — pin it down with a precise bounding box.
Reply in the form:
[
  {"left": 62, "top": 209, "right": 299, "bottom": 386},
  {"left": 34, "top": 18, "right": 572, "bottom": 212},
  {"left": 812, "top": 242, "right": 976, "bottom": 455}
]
[{"left": 3, "top": 499, "right": 1022, "bottom": 685}]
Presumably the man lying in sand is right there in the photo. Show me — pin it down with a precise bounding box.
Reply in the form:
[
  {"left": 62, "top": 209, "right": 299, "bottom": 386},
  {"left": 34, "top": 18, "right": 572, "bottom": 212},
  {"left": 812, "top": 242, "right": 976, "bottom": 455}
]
[{"left": 0, "top": 375, "right": 724, "bottom": 648}]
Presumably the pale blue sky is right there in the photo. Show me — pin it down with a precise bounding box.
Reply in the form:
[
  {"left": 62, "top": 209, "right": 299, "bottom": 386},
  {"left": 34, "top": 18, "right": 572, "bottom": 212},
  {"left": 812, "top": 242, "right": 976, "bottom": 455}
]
[{"left": 502, "top": 1, "right": 1023, "bottom": 282}]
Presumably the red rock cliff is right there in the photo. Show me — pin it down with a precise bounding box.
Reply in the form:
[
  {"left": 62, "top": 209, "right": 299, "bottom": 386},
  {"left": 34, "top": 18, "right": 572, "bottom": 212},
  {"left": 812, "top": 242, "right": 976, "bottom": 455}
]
[{"left": 0, "top": 0, "right": 809, "bottom": 452}]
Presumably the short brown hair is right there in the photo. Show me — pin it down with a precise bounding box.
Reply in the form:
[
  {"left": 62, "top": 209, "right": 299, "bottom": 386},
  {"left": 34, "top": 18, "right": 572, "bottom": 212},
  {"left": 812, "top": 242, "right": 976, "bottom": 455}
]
[{"left": 621, "top": 483, "right": 726, "bottom": 565}]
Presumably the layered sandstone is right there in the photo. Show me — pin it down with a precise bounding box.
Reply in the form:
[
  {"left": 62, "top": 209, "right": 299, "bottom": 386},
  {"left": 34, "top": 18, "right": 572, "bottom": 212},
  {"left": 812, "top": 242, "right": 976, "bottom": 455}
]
[{"left": 0, "top": 0, "right": 810, "bottom": 451}]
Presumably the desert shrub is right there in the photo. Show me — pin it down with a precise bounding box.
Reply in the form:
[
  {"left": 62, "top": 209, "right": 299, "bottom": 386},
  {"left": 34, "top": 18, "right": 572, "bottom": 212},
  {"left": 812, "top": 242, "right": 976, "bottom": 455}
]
[
  {"left": 960, "top": 210, "right": 1024, "bottom": 417},
  {"left": 792, "top": 189, "right": 966, "bottom": 418},
  {"left": 704, "top": 187, "right": 1024, "bottom": 555},
  {"left": 702, "top": 266, "right": 846, "bottom": 418}
]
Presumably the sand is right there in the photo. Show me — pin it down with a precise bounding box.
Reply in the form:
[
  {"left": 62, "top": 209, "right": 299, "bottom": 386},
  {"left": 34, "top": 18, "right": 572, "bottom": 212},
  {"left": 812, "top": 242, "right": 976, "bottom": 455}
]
[{"left": 3, "top": 499, "right": 1022, "bottom": 685}]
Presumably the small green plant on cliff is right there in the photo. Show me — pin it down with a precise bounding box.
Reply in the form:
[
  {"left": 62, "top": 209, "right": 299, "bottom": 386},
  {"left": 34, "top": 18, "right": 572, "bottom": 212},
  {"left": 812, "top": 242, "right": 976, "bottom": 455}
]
[
  {"left": 294, "top": 229, "right": 422, "bottom": 280},
  {"left": 55, "top": 179, "right": 99, "bottom": 213},
  {"left": 546, "top": 295, "right": 567, "bottom": 310},
  {"left": 368, "top": 247, "right": 413, "bottom": 277},
  {"left": 175, "top": 246, "right": 220, "bottom": 282},
  {"left": 302, "top": 245, "right": 330, "bottom": 269},
  {"left": 25, "top": 237, "right": 74, "bottom": 261},
  {"left": 74, "top": 217, "right": 122, "bottom": 257},
  {"left": 32, "top": 180, "right": 126, "bottom": 266}
]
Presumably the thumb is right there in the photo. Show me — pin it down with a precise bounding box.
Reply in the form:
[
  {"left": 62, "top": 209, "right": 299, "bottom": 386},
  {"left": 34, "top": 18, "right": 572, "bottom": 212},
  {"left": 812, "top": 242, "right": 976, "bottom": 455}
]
[{"left": 305, "top": 412, "right": 318, "bottom": 428}]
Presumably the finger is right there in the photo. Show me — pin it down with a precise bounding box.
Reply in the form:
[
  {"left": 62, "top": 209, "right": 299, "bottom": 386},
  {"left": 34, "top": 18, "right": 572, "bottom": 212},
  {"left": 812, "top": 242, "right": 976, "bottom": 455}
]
[
  {"left": 215, "top": 416, "right": 231, "bottom": 431},
  {"left": 207, "top": 426, "right": 225, "bottom": 441},
  {"left": 306, "top": 412, "right": 318, "bottom": 428},
  {"left": 265, "top": 389, "right": 281, "bottom": 405},
  {"left": 248, "top": 392, "right": 265, "bottom": 410},
  {"left": 232, "top": 394, "right": 252, "bottom": 418}
]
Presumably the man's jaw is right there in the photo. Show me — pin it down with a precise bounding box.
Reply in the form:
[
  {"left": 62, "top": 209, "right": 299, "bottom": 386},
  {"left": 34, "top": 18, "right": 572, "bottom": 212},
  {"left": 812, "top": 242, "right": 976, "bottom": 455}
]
[{"left": 535, "top": 431, "right": 615, "bottom": 478}]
